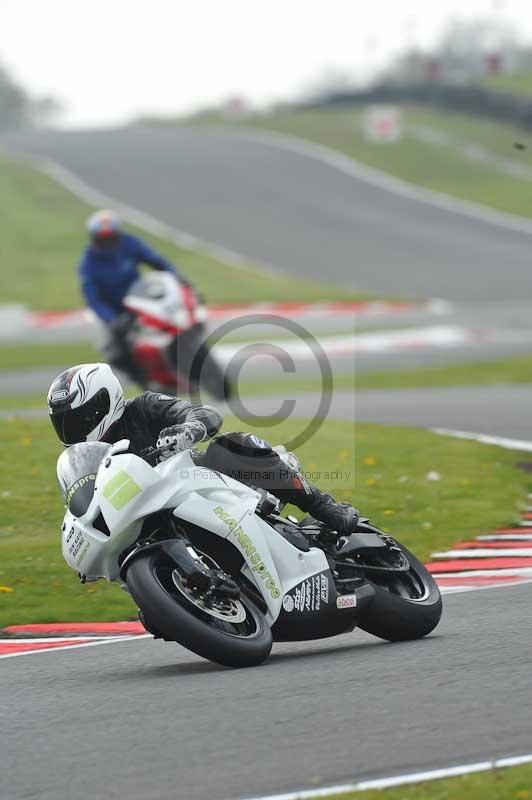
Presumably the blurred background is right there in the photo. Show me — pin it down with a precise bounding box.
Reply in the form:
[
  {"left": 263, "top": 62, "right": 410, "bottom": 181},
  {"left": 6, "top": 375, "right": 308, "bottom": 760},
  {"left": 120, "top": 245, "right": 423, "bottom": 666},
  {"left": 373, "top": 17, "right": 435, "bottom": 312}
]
[
  {"left": 2, "top": 0, "right": 532, "bottom": 128},
  {"left": 3, "top": 3, "right": 532, "bottom": 800},
  {"left": 3, "top": 0, "right": 532, "bottom": 416}
]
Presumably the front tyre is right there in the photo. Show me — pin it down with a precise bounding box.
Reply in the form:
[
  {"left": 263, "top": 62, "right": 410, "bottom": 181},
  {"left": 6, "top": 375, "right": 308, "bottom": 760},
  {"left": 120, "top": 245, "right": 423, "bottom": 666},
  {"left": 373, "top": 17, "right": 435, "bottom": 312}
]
[
  {"left": 356, "top": 546, "right": 442, "bottom": 642},
  {"left": 126, "top": 551, "right": 272, "bottom": 668}
]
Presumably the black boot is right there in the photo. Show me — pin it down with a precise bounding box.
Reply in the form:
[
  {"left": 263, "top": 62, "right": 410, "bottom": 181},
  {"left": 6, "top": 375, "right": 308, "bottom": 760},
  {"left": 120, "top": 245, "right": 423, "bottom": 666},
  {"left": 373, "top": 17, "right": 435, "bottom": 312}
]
[{"left": 303, "top": 485, "right": 359, "bottom": 537}]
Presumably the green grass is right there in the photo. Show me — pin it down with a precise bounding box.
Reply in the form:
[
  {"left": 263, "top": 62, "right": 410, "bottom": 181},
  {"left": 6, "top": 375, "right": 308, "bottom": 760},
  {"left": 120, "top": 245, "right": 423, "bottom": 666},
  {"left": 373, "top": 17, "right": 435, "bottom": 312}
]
[
  {"left": 239, "top": 354, "right": 532, "bottom": 395},
  {"left": 0, "top": 154, "right": 366, "bottom": 310},
  {"left": 355, "top": 356, "right": 532, "bottom": 390},
  {"left": 482, "top": 69, "right": 532, "bottom": 97},
  {"left": 0, "top": 393, "right": 47, "bottom": 411},
  {"left": 0, "top": 415, "right": 527, "bottom": 626},
  {"left": 221, "top": 104, "right": 532, "bottom": 219},
  {"left": 408, "top": 105, "right": 532, "bottom": 165},
  {"left": 0, "top": 341, "right": 101, "bottom": 371},
  {"left": 328, "top": 763, "right": 532, "bottom": 800}
]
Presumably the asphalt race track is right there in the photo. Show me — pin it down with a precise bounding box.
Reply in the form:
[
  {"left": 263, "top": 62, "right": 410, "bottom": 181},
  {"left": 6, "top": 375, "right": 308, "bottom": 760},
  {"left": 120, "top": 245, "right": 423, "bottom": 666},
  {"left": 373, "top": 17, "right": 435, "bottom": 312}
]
[
  {"left": 5, "top": 125, "right": 532, "bottom": 300},
  {"left": 3, "top": 585, "right": 532, "bottom": 800},
  {"left": 3, "top": 125, "right": 532, "bottom": 800}
]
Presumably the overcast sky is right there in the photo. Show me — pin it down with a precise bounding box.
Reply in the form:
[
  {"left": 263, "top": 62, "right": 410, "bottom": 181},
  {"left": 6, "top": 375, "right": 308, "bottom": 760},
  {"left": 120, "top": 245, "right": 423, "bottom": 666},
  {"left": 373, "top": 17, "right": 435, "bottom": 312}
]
[{"left": 1, "top": 0, "right": 531, "bottom": 127}]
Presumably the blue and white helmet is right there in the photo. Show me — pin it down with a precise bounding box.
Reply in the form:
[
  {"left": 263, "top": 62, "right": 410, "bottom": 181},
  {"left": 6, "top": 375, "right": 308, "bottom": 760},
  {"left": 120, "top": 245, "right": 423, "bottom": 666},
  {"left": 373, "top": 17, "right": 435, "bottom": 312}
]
[{"left": 48, "top": 363, "right": 125, "bottom": 445}]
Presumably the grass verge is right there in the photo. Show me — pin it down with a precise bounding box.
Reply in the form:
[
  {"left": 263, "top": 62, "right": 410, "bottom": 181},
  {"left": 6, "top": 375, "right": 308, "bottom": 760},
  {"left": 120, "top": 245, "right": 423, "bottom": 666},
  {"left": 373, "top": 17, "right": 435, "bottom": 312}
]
[
  {"left": 0, "top": 341, "right": 100, "bottom": 372},
  {"left": 482, "top": 69, "right": 532, "bottom": 96},
  {"left": 0, "top": 415, "right": 527, "bottom": 626},
  {"left": 329, "top": 763, "right": 532, "bottom": 800},
  {"left": 0, "top": 153, "right": 366, "bottom": 310},
  {"left": 224, "top": 104, "right": 532, "bottom": 219}
]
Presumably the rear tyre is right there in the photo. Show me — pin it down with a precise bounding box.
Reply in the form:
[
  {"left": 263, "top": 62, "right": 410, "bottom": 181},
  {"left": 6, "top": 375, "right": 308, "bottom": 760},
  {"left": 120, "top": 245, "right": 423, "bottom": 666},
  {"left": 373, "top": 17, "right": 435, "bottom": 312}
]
[
  {"left": 356, "top": 547, "right": 442, "bottom": 642},
  {"left": 126, "top": 551, "right": 272, "bottom": 668}
]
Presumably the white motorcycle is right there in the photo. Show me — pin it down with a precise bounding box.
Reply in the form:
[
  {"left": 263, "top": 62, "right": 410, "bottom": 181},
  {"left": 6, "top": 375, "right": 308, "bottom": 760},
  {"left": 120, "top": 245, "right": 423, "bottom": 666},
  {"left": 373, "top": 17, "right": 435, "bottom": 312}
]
[{"left": 58, "top": 439, "right": 442, "bottom": 668}]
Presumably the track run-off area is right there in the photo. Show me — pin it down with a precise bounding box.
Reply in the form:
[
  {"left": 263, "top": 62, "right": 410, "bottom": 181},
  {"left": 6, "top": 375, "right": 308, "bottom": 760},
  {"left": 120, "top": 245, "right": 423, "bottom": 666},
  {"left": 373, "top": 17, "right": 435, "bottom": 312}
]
[{"left": 2, "top": 125, "right": 532, "bottom": 800}]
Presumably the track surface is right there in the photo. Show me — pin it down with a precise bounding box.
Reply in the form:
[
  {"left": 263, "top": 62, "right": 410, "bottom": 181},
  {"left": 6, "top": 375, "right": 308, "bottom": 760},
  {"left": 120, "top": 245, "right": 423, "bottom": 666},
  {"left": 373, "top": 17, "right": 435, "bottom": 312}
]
[
  {"left": 5, "top": 125, "right": 532, "bottom": 300},
  {"left": 3, "top": 584, "right": 532, "bottom": 800},
  {"left": 3, "top": 125, "right": 532, "bottom": 800}
]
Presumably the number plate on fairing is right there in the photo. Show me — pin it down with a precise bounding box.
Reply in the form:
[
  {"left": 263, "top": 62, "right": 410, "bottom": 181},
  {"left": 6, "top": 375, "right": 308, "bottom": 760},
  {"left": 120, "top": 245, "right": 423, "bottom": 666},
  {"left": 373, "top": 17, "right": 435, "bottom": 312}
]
[{"left": 63, "top": 523, "right": 92, "bottom": 569}]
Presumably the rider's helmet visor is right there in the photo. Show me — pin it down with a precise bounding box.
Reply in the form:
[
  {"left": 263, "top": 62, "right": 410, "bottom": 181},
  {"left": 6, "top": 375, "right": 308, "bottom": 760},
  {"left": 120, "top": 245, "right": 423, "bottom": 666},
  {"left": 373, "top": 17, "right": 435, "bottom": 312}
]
[
  {"left": 50, "top": 390, "right": 111, "bottom": 445},
  {"left": 91, "top": 231, "right": 120, "bottom": 250}
]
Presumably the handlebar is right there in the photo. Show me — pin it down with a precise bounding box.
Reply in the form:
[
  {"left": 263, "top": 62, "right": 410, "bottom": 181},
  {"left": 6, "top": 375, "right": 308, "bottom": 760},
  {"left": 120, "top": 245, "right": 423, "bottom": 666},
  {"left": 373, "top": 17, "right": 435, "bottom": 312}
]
[{"left": 138, "top": 444, "right": 169, "bottom": 466}]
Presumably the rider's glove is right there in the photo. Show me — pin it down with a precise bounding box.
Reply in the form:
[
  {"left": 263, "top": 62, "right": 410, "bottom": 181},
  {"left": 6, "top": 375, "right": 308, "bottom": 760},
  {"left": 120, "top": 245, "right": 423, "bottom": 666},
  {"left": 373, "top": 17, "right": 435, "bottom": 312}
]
[{"left": 156, "top": 420, "right": 208, "bottom": 458}]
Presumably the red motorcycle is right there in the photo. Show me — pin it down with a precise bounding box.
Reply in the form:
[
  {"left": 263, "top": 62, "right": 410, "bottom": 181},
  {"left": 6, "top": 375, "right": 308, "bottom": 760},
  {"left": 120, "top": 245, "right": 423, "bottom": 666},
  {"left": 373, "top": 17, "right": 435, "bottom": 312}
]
[{"left": 103, "top": 273, "right": 231, "bottom": 400}]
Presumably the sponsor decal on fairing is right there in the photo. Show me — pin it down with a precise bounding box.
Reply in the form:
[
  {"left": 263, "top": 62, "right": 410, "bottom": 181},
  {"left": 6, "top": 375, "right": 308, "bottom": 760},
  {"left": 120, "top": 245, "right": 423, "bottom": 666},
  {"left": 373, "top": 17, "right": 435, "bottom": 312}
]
[
  {"left": 282, "top": 573, "right": 329, "bottom": 613},
  {"left": 336, "top": 594, "right": 357, "bottom": 609},
  {"left": 213, "top": 506, "right": 281, "bottom": 598}
]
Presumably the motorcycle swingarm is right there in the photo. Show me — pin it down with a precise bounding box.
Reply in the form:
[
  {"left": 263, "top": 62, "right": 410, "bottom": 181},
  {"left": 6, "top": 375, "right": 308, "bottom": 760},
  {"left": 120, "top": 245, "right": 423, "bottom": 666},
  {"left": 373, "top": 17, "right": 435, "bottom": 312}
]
[{"left": 335, "top": 532, "right": 410, "bottom": 573}]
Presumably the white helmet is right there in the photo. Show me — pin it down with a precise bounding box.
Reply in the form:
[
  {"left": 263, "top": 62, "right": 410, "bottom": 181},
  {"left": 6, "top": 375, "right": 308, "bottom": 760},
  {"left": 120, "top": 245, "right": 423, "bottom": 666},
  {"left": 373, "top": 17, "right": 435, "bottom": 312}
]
[{"left": 48, "top": 363, "right": 125, "bottom": 446}]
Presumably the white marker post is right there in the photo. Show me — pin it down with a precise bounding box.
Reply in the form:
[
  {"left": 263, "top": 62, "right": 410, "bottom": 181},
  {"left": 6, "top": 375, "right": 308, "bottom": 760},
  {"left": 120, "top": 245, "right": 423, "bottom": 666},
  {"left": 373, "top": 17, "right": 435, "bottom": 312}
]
[{"left": 362, "top": 105, "right": 403, "bottom": 143}]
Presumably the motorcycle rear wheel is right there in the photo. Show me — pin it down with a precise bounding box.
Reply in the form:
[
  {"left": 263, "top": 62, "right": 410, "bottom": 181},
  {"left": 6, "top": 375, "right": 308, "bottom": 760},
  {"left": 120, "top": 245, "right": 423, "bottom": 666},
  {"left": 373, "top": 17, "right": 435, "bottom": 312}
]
[
  {"left": 355, "top": 546, "right": 442, "bottom": 642},
  {"left": 126, "top": 550, "right": 272, "bottom": 668}
]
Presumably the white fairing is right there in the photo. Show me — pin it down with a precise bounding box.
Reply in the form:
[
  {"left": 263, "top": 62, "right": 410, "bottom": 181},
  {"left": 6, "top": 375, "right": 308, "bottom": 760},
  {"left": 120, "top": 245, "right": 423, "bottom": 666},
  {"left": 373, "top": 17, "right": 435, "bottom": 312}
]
[
  {"left": 122, "top": 272, "right": 207, "bottom": 332},
  {"left": 59, "top": 443, "right": 328, "bottom": 624}
]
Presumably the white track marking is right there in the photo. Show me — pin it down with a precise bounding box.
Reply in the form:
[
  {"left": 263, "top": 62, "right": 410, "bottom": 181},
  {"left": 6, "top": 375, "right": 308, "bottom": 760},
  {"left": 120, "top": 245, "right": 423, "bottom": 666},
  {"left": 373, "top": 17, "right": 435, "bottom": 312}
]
[
  {"left": 236, "top": 128, "right": 532, "bottom": 237},
  {"left": 243, "top": 753, "right": 532, "bottom": 800},
  {"left": 477, "top": 534, "right": 532, "bottom": 541},
  {"left": 215, "top": 325, "right": 475, "bottom": 365},
  {"left": 351, "top": 325, "right": 472, "bottom": 352},
  {"left": 438, "top": 578, "right": 532, "bottom": 595},
  {"left": 432, "top": 428, "right": 532, "bottom": 452},
  {"left": 435, "top": 567, "right": 532, "bottom": 578},
  {"left": 0, "top": 633, "right": 151, "bottom": 660},
  {"left": 433, "top": 548, "right": 532, "bottom": 558}
]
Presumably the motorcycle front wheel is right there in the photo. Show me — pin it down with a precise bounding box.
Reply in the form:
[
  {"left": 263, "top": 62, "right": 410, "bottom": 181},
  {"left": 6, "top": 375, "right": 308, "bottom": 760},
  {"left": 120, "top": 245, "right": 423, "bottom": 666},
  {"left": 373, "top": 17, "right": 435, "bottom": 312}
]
[
  {"left": 355, "top": 545, "right": 442, "bottom": 642},
  {"left": 126, "top": 550, "right": 272, "bottom": 668}
]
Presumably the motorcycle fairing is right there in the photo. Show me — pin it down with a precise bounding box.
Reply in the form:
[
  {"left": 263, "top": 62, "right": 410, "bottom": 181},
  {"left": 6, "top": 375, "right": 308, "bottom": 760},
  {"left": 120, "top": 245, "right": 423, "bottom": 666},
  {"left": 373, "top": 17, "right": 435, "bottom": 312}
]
[
  {"left": 123, "top": 273, "right": 206, "bottom": 333},
  {"left": 271, "top": 570, "right": 358, "bottom": 641},
  {"left": 60, "top": 446, "right": 334, "bottom": 623}
]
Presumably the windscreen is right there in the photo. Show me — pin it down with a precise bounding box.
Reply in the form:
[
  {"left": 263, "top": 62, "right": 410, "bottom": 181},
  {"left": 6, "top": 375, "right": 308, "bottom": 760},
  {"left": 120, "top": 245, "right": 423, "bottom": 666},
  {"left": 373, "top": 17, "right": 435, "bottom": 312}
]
[{"left": 57, "top": 442, "right": 110, "bottom": 517}]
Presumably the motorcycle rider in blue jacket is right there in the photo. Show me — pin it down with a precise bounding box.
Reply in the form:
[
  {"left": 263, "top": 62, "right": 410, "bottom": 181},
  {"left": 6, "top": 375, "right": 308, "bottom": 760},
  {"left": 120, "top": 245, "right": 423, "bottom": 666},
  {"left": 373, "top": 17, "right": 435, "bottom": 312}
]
[{"left": 79, "top": 209, "right": 191, "bottom": 383}]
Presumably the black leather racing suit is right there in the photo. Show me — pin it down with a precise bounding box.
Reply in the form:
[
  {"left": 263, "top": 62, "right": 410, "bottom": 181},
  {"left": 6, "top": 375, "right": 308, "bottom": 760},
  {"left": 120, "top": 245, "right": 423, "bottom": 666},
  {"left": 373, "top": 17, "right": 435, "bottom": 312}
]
[
  {"left": 102, "top": 391, "right": 221, "bottom": 453},
  {"left": 102, "top": 392, "right": 357, "bottom": 534}
]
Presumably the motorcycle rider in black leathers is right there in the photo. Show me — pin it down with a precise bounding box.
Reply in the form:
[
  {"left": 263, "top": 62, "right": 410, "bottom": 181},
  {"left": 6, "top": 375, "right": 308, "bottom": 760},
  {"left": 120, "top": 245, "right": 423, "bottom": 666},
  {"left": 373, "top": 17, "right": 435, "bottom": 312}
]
[{"left": 48, "top": 364, "right": 359, "bottom": 554}]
